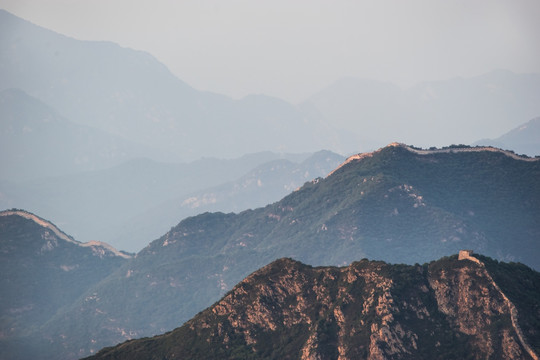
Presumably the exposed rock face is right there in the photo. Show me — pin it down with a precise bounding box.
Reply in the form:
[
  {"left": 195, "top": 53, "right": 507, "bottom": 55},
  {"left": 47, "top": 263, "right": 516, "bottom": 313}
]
[{"left": 87, "top": 255, "right": 540, "bottom": 360}]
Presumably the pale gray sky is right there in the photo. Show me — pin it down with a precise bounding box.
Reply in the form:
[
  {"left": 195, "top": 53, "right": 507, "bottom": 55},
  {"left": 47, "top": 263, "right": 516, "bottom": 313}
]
[{"left": 1, "top": 0, "right": 539, "bottom": 102}]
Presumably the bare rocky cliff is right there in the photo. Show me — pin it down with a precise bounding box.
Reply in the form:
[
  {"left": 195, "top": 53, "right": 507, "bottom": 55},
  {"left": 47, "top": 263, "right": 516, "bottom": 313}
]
[{"left": 87, "top": 254, "right": 540, "bottom": 359}]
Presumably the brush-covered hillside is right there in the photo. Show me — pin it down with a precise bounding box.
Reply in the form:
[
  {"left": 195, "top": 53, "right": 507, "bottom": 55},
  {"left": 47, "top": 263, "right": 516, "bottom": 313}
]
[
  {"left": 32, "top": 143, "right": 540, "bottom": 359},
  {"left": 0, "top": 210, "right": 130, "bottom": 359}
]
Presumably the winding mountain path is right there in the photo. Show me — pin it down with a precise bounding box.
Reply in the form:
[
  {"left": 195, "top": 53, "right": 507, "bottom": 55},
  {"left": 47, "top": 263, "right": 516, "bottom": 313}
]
[
  {"left": 329, "top": 143, "right": 539, "bottom": 177},
  {"left": 402, "top": 143, "right": 539, "bottom": 162},
  {"left": 460, "top": 252, "right": 539, "bottom": 360}
]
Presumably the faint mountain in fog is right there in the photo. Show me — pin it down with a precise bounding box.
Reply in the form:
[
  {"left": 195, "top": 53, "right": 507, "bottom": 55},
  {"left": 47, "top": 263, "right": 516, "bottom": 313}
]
[
  {"left": 108, "top": 150, "right": 345, "bottom": 250},
  {"left": 0, "top": 10, "right": 338, "bottom": 160},
  {"left": 299, "top": 78, "right": 406, "bottom": 150},
  {"left": 0, "top": 88, "right": 161, "bottom": 180},
  {"left": 0, "top": 151, "right": 337, "bottom": 252},
  {"left": 302, "top": 70, "right": 540, "bottom": 151},
  {"left": 474, "top": 117, "right": 540, "bottom": 157},
  {"left": 3, "top": 9, "right": 540, "bottom": 159}
]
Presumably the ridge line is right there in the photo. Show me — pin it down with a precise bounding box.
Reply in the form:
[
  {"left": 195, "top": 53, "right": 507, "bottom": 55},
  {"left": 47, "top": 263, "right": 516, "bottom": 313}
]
[
  {"left": 461, "top": 253, "right": 539, "bottom": 360},
  {"left": 0, "top": 209, "right": 132, "bottom": 259}
]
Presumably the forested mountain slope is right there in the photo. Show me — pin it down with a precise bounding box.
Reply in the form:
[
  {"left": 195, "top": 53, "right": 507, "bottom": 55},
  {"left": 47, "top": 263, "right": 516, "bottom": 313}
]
[{"left": 36, "top": 143, "right": 540, "bottom": 359}]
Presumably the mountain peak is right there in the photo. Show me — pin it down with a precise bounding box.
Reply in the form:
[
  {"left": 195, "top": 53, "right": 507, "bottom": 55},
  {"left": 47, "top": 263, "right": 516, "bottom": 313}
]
[
  {"left": 397, "top": 143, "right": 539, "bottom": 161},
  {"left": 330, "top": 142, "right": 539, "bottom": 177},
  {"left": 85, "top": 254, "right": 540, "bottom": 360},
  {"left": 0, "top": 209, "right": 132, "bottom": 258}
]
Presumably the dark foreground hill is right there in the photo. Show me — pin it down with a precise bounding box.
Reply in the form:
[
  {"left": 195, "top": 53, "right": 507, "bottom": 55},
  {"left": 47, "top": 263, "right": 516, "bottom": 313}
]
[
  {"left": 33, "top": 143, "right": 540, "bottom": 359},
  {"left": 87, "top": 254, "right": 540, "bottom": 360}
]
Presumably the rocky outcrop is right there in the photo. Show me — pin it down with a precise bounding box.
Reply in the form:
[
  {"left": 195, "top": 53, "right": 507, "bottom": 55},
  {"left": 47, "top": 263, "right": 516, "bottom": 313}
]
[
  {"left": 457, "top": 252, "right": 538, "bottom": 360},
  {"left": 87, "top": 255, "right": 540, "bottom": 360}
]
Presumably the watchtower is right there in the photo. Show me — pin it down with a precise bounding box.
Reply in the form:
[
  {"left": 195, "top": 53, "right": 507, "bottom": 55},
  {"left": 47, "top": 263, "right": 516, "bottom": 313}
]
[{"left": 458, "top": 250, "right": 474, "bottom": 260}]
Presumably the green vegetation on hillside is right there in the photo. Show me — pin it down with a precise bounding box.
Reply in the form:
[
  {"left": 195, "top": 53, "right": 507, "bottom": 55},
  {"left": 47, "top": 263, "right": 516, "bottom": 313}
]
[{"left": 5, "top": 145, "right": 540, "bottom": 359}]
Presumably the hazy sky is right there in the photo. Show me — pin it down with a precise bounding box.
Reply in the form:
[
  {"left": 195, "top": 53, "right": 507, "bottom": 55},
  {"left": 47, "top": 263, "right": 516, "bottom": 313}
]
[{"left": 1, "top": 0, "right": 539, "bottom": 102}]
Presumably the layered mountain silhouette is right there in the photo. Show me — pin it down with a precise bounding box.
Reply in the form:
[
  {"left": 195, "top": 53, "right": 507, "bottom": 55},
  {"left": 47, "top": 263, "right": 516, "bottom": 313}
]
[
  {"left": 475, "top": 117, "right": 540, "bottom": 157},
  {"left": 0, "top": 9, "right": 337, "bottom": 160},
  {"left": 3, "top": 8, "right": 540, "bottom": 255},
  {"left": 2, "top": 9, "right": 540, "bottom": 360},
  {"left": 104, "top": 150, "right": 345, "bottom": 250},
  {"left": 0, "top": 88, "right": 161, "bottom": 180},
  {"left": 86, "top": 255, "right": 540, "bottom": 360},
  {"left": 0, "top": 150, "right": 344, "bottom": 252},
  {"left": 3, "top": 9, "right": 540, "bottom": 162},
  {"left": 302, "top": 72, "right": 540, "bottom": 150},
  {"left": 2, "top": 144, "right": 538, "bottom": 359}
]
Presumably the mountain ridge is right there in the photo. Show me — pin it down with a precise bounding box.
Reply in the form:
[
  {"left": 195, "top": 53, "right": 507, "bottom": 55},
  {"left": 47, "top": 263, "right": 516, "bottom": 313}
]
[
  {"left": 85, "top": 254, "right": 540, "bottom": 360},
  {"left": 3, "top": 9, "right": 540, "bottom": 160},
  {"left": 106, "top": 150, "right": 344, "bottom": 250},
  {"left": 329, "top": 142, "right": 539, "bottom": 178},
  {"left": 0, "top": 149, "right": 344, "bottom": 252},
  {"left": 25, "top": 143, "right": 540, "bottom": 359},
  {"left": 0, "top": 88, "right": 162, "bottom": 181},
  {"left": 474, "top": 117, "right": 540, "bottom": 157},
  {"left": 0, "top": 209, "right": 129, "bottom": 360},
  {"left": 0, "top": 9, "right": 337, "bottom": 160},
  {"left": 302, "top": 71, "right": 540, "bottom": 151},
  {"left": 0, "top": 209, "right": 131, "bottom": 258}
]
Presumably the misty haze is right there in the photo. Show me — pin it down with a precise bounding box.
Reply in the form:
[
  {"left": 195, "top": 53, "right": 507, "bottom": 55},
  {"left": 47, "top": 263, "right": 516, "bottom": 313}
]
[{"left": 1, "top": 2, "right": 539, "bottom": 359}]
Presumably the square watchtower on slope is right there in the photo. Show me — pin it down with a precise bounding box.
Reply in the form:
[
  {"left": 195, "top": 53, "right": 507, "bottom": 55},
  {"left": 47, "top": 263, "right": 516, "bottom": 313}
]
[{"left": 458, "top": 250, "right": 474, "bottom": 260}]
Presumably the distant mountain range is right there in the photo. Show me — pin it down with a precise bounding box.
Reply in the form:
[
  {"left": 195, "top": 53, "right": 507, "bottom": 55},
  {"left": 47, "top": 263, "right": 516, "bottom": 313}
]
[
  {"left": 302, "top": 73, "right": 540, "bottom": 151},
  {"left": 2, "top": 8, "right": 540, "bottom": 253},
  {"left": 85, "top": 255, "right": 540, "bottom": 360},
  {"left": 0, "top": 8, "right": 346, "bottom": 253},
  {"left": 0, "top": 150, "right": 344, "bottom": 252},
  {"left": 0, "top": 88, "right": 162, "bottom": 180},
  {"left": 0, "top": 9, "right": 337, "bottom": 160},
  {"left": 1, "top": 144, "right": 538, "bottom": 359},
  {"left": 2, "top": 8, "right": 540, "bottom": 163},
  {"left": 104, "top": 150, "right": 345, "bottom": 250},
  {"left": 474, "top": 117, "right": 540, "bottom": 157}
]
